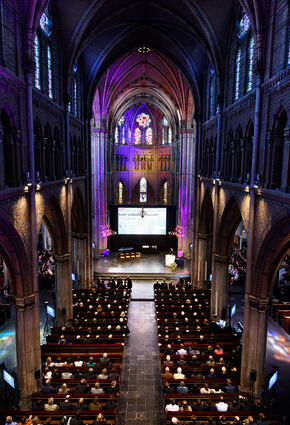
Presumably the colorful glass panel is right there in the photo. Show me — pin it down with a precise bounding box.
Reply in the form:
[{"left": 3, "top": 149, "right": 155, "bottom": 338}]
[
  {"left": 161, "top": 127, "right": 165, "bottom": 145},
  {"left": 237, "top": 14, "right": 250, "bottom": 39},
  {"left": 136, "top": 113, "right": 151, "bottom": 128},
  {"left": 209, "top": 78, "right": 214, "bottom": 117},
  {"left": 40, "top": 7, "right": 52, "bottom": 37},
  {"left": 122, "top": 126, "right": 126, "bottom": 144},
  {"left": 74, "top": 79, "right": 78, "bottom": 117},
  {"left": 134, "top": 127, "right": 141, "bottom": 144},
  {"left": 246, "top": 36, "right": 254, "bottom": 92},
  {"left": 47, "top": 46, "right": 53, "bottom": 99},
  {"left": 163, "top": 181, "right": 168, "bottom": 204},
  {"left": 140, "top": 177, "right": 147, "bottom": 203},
  {"left": 119, "top": 116, "right": 125, "bottom": 126},
  {"left": 168, "top": 127, "right": 172, "bottom": 144},
  {"left": 162, "top": 116, "right": 168, "bottom": 126},
  {"left": 34, "top": 35, "right": 41, "bottom": 90},
  {"left": 115, "top": 127, "right": 119, "bottom": 144},
  {"left": 234, "top": 48, "right": 241, "bottom": 101},
  {"left": 146, "top": 127, "right": 153, "bottom": 145},
  {"left": 118, "top": 182, "right": 123, "bottom": 204}
]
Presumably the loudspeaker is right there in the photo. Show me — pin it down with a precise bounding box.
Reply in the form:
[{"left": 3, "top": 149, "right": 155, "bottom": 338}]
[
  {"left": 34, "top": 369, "right": 41, "bottom": 379},
  {"left": 61, "top": 308, "right": 66, "bottom": 316},
  {"left": 250, "top": 369, "right": 257, "bottom": 382}
]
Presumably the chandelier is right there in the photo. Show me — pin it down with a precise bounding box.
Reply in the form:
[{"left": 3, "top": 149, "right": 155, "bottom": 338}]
[{"left": 137, "top": 204, "right": 148, "bottom": 219}]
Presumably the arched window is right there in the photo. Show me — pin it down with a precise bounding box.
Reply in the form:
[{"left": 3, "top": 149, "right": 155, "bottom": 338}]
[
  {"left": 115, "top": 127, "right": 119, "bottom": 144},
  {"left": 118, "top": 182, "right": 123, "bottom": 204},
  {"left": 134, "top": 127, "right": 141, "bottom": 144},
  {"left": 146, "top": 127, "right": 152, "bottom": 145},
  {"left": 234, "top": 48, "right": 241, "bottom": 101},
  {"left": 168, "top": 127, "right": 172, "bottom": 144},
  {"left": 40, "top": 7, "right": 52, "bottom": 37},
  {"left": 34, "top": 35, "right": 41, "bottom": 90},
  {"left": 74, "top": 78, "right": 78, "bottom": 117},
  {"left": 139, "top": 177, "right": 147, "bottom": 202},
  {"left": 246, "top": 36, "right": 254, "bottom": 92},
  {"left": 47, "top": 46, "right": 53, "bottom": 99},
  {"left": 237, "top": 13, "right": 250, "bottom": 39},
  {"left": 209, "top": 77, "right": 215, "bottom": 118},
  {"left": 162, "top": 116, "right": 168, "bottom": 126},
  {"left": 161, "top": 127, "right": 165, "bottom": 145},
  {"left": 163, "top": 181, "right": 168, "bottom": 204}
]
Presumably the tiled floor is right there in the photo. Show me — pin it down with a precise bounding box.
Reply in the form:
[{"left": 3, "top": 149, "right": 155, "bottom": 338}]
[{"left": 117, "top": 301, "right": 164, "bottom": 425}]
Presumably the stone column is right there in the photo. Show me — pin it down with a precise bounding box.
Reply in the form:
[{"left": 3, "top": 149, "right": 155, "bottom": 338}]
[
  {"left": 0, "top": 126, "right": 5, "bottom": 188},
  {"left": 281, "top": 127, "right": 290, "bottom": 192},
  {"left": 54, "top": 253, "right": 73, "bottom": 322},
  {"left": 14, "top": 294, "right": 41, "bottom": 409},
  {"left": 240, "top": 295, "right": 269, "bottom": 397},
  {"left": 72, "top": 235, "right": 89, "bottom": 288},
  {"left": 211, "top": 253, "right": 229, "bottom": 319},
  {"left": 197, "top": 232, "right": 209, "bottom": 287}
]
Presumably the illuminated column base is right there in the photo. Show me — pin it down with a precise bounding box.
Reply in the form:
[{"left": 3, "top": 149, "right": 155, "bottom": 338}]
[
  {"left": 211, "top": 253, "right": 229, "bottom": 319},
  {"left": 54, "top": 253, "right": 73, "bottom": 322}
]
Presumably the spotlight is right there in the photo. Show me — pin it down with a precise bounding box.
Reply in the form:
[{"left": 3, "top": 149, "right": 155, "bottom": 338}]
[{"left": 254, "top": 174, "right": 260, "bottom": 189}]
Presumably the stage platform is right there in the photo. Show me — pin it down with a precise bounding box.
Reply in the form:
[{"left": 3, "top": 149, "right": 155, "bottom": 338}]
[{"left": 93, "top": 251, "right": 191, "bottom": 280}]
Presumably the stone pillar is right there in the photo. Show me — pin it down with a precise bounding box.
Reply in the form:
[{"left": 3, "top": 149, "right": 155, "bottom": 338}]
[
  {"left": 14, "top": 294, "right": 41, "bottom": 409},
  {"left": 72, "top": 236, "right": 89, "bottom": 287},
  {"left": 0, "top": 126, "right": 5, "bottom": 188},
  {"left": 240, "top": 295, "right": 269, "bottom": 397},
  {"left": 54, "top": 253, "right": 73, "bottom": 323},
  {"left": 197, "top": 232, "right": 209, "bottom": 287},
  {"left": 211, "top": 253, "right": 229, "bottom": 319},
  {"left": 281, "top": 127, "right": 290, "bottom": 192}
]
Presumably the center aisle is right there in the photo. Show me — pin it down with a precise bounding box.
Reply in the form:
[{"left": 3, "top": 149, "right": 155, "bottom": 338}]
[{"left": 118, "top": 301, "right": 164, "bottom": 425}]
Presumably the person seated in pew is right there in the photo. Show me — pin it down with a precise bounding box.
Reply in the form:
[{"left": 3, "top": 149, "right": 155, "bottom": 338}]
[
  {"left": 207, "top": 367, "right": 218, "bottom": 378},
  {"left": 210, "top": 384, "right": 223, "bottom": 394},
  {"left": 43, "top": 367, "right": 52, "bottom": 380},
  {"left": 224, "top": 378, "right": 235, "bottom": 393},
  {"left": 162, "top": 355, "right": 174, "bottom": 368},
  {"left": 61, "top": 368, "right": 73, "bottom": 379},
  {"left": 176, "top": 343, "right": 187, "bottom": 355},
  {"left": 189, "top": 354, "right": 200, "bottom": 367},
  {"left": 86, "top": 367, "right": 95, "bottom": 379},
  {"left": 219, "top": 366, "right": 228, "bottom": 377},
  {"left": 91, "top": 382, "right": 104, "bottom": 394},
  {"left": 180, "top": 400, "right": 192, "bottom": 411},
  {"left": 44, "top": 397, "right": 59, "bottom": 411},
  {"left": 177, "top": 380, "right": 188, "bottom": 393},
  {"left": 69, "top": 412, "right": 83, "bottom": 425},
  {"left": 57, "top": 334, "right": 68, "bottom": 345},
  {"left": 206, "top": 355, "right": 216, "bottom": 367},
  {"left": 215, "top": 396, "right": 229, "bottom": 412},
  {"left": 97, "top": 368, "right": 108, "bottom": 380},
  {"left": 75, "top": 397, "right": 87, "bottom": 411},
  {"left": 177, "top": 355, "right": 187, "bottom": 367},
  {"left": 93, "top": 413, "right": 107, "bottom": 425},
  {"left": 108, "top": 367, "right": 119, "bottom": 380},
  {"left": 55, "top": 356, "right": 65, "bottom": 367},
  {"left": 100, "top": 353, "right": 111, "bottom": 366},
  {"left": 42, "top": 379, "right": 55, "bottom": 394},
  {"left": 165, "top": 398, "right": 179, "bottom": 412},
  {"left": 200, "top": 383, "right": 211, "bottom": 394},
  {"left": 76, "top": 378, "right": 89, "bottom": 393},
  {"left": 86, "top": 356, "right": 96, "bottom": 367},
  {"left": 58, "top": 383, "right": 69, "bottom": 394},
  {"left": 163, "top": 381, "right": 173, "bottom": 393},
  {"left": 168, "top": 417, "right": 182, "bottom": 425},
  {"left": 59, "top": 395, "right": 73, "bottom": 410},
  {"left": 74, "top": 356, "right": 84, "bottom": 367},
  {"left": 214, "top": 344, "right": 224, "bottom": 355},
  {"left": 106, "top": 380, "right": 118, "bottom": 394},
  {"left": 104, "top": 395, "right": 116, "bottom": 410},
  {"left": 173, "top": 367, "right": 185, "bottom": 379},
  {"left": 89, "top": 396, "right": 103, "bottom": 410}
]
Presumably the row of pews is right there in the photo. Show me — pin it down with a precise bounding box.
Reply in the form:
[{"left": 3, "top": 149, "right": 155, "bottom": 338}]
[
  {"left": 2, "top": 287, "right": 131, "bottom": 425},
  {"left": 154, "top": 288, "right": 279, "bottom": 424}
]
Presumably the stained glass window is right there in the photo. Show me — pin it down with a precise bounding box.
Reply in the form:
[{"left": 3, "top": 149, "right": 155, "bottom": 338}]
[
  {"left": 136, "top": 113, "right": 151, "bottom": 128},
  {"left": 134, "top": 128, "right": 141, "bottom": 144},
  {"left": 163, "top": 181, "right": 168, "bottom": 204},
  {"left": 146, "top": 127, "right": 153, "bottom": 145},
  {"left": 115, "top": 127, "right": 119, "bottom": 144},
  {"left": 209, "top": 78, "right": 214, "bottom": 117},
  {"left": 74, "top": 79, "right": 78, "bottom": 117},
  {"left": 67, "top": 102, "right": 71, "bottom": 113},
  {"left": 237, "top": 14, "right": 250, "bottom": 39},
  {"left": 47, "top": 46, "right": 53, "bottom": 99},
  {"left": 234, "top": 48, "right": 241, "bottom": 101},
  {"left": 140, "top": 177, "right": 147, "bottom": 202},
  {"left": 246, "top": 36, "right": 254, "bottom": 92},
  {"left": 40, "top": 7, "right": 52, "bottom": 37},
  {"left": 34, "top": 35, "right": 41, "bottom": 90},
  {"left": 288, "top": 42, "right": 290, "bottom": 65},
  {"left": 162, "top": 116, "right": 168, "bottom": 126},
  {"left": 121, "top": 126, "right": 126, "bottom": 144},
  {"left": 118, "top": 181, "right": 123, "bottom": 204},
  {"left": 168, "top": 127, "right": 172, "bottom": 144},
  {"left": 119, "top": 116, "right": 125, "bottom": 126},
  {"left": 161, "top": 127, "right": 165, "bottom": 145}
]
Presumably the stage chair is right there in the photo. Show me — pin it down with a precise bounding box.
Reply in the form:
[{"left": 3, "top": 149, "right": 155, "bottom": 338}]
[
  {"left": 135, "top": 252, "right": 141, "bottom": 258},
  {"left": 125, "top": 253, "right": 131, "bottom": 260},
  {"left": 130, "top": 252, "right": 135, "bottom": 259},
  {"left": 120, "top": 253, "right": 125, "bottom": 261}
]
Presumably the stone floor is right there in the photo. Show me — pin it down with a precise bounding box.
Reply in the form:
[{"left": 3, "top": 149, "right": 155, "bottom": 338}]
[{"left": 117, "top": 301, "right": 164, "bottom": 425}]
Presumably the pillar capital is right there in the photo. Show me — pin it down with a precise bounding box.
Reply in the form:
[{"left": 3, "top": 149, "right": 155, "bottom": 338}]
[
  {"left": 14, "top": 293, "right": 36, "bottom": 311},
  {"left": 213, "top": 252, "right": 230, "bottom": 264},
  {"left": 248, "top": 295, "right": 270, "bottom": 312},
  {"left": 54, "top": 253, "right": 70, "bottom": 263},
  {"left": 197, "top": 232, "right": 209, "bottom": 240}
]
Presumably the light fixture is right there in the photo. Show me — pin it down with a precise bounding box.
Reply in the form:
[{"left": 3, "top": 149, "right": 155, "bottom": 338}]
[
  {"left": 25, "top": 171, "right": 32, "bottom": 191},
  {"left": 216, "top": 171, "right": 222, "bottom": 185},
  {"left": 137, "top": 45, "right": 151, "bottom": 54},
  {"left": 254, "top": 174, "right": 260, "bottom": 189},
  {"left": 244, "top": 173, "right": 250, "bottom": 185},
  {"left": 137, "top": 204, "right": 148, "bottom": 218},
  {"left": 64, "top": 170, "right": 70, "bottom": 184},
  {"left": 36, "top": 171, "right": 41, "bottom": 190}
]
